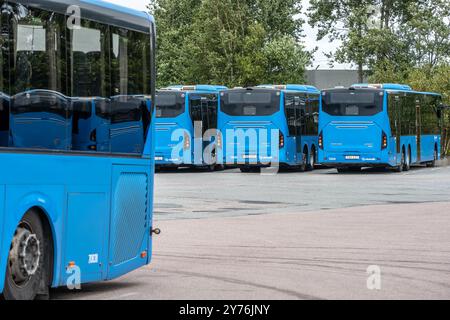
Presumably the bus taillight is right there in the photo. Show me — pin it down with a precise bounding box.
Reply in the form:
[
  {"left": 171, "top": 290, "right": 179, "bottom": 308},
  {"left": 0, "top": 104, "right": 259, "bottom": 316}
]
[
  {"left": 319, "top": 131, "right": 324, "bottom": 150},
  {"left": 382, "top": 131, "right": 388, "bottom": 150},
  {"left": 217, "top": 132, "right": 222, "bottom": 149},
  {"left": 184, "top": 131, "right": 191, "bottom": 150},
  {"left": 279, "top": 131, "right": 285, "bottom": 149}
]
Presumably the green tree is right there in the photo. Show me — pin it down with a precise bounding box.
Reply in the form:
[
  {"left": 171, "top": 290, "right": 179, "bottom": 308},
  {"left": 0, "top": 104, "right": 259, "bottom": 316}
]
[
  {"left": 148, "top": 0, "right": 203, "bottom": 87},
  {"left": 149, "top": 0, "right": 311, "bottom": 88},
  {"left": 307, "top": 0, "right": 449, "bottom": 82}
]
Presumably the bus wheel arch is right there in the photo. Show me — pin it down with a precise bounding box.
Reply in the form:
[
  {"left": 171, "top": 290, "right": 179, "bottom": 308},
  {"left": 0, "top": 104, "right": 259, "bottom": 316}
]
[{"left": 2, "top": 207, "right": 54, "bottom": 300}]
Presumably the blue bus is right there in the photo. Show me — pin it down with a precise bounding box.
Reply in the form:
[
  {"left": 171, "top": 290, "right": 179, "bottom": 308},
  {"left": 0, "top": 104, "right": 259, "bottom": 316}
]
[
  {"left": 218, "top": 85, "right": 321, "bottom": 172},
  {"left": 155, "top": 85, "right": 227, "bottom": 171},
  {"left": 318, "top": 84, "right": 445, "bottom": 173},
  {"left": 0, "top": 0, "right": 156, "bottom": 300}
]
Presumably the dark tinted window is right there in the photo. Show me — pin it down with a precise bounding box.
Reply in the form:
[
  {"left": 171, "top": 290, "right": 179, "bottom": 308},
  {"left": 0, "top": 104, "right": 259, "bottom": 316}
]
[
  {"left": 190, "top": 93, "right": 218, "bottom": 133},
  {"left": 388, "top": 92, "right": 442, "bottom": 137},
  {"left": 421, "top": 94, "right": 441, "bottom": 135},
  {"left": 0, "top": 3, "right": 8, "bottom": 143},
  {"left": 12, "top": 6, "right": 66, "bottom": 95},
  {"left": 306, "top": 94, "right": 319, "bottom": 135},
  {"left": 155, "top": 91, "right": 185, "bottom": 118},
  {"left": 284, "top": 93, "right": 306, "bottom": 136},
  {"left": 111, "top": 96, "right": 146, "bottom": 124},
  {"left": 95, "top": 99, "right": 110, "bottom": 119},
  {"left": 11, "top": 90, "right": 69, "bottom": 117},
  {"left": 70, "top": 21, "right": 109, "bottom": 97},
  {"left": 221, "top": 90, "right": 280, "bottom": 116},
  {"left": 322, "top": 90, "right": 384, "bottom": 116},
  {"left": 6, "top": 4, "right": 71, "bottom": 150},
  {"left": 0, "top": 2, "right": 154, "bottom": 155}
]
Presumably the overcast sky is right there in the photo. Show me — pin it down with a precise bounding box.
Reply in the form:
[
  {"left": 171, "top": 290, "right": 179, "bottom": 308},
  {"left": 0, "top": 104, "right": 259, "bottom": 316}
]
[{"left": 103, "top": 0, "right": 352, "bottom": 70}]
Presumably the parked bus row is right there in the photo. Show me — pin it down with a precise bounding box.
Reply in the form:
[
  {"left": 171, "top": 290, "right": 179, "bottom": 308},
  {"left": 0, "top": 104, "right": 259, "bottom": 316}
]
[{"left": 155, "top": 83, "right": 448, "bottom": 173}]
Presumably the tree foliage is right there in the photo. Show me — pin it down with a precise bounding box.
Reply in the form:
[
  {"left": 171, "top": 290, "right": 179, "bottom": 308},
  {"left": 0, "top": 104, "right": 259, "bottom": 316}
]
[
  {"left": 308, "top": 0, "right": 450, "bottom": 81},
  {"left": 149, "top": 0, "right": 311, "bottom": 88}
]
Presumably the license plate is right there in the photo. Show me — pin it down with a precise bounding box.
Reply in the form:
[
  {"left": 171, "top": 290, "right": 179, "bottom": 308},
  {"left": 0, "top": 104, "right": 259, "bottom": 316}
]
[
  {"left": 155, "top": 157, "right": 163, "bottom": 161},
  {"left": 345, "top": 155, "right": 360, "bottom": 160},
  {"left": 243, "top": 155, "right": 257, "bottom": 159}
]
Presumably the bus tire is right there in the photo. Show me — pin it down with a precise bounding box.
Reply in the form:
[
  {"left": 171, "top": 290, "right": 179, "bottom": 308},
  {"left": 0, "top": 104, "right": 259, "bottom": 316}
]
[
  {"left": 427, "top": 147, "right": 438, "bottom": 167},
  {"left": 306, "top": 149, "right": 315, "bottom": 171},
  {"left": 337, "top": 167, "right": 349, "bottom": 173},
  {"left": 404, "top": 147, "right": 411, "bottom": 171},
  {"left": 394, "top": 150, "right": 405, "bottom": 172},
  {"left": 2, "top": 210, "right": 48, "bottom": 300}
]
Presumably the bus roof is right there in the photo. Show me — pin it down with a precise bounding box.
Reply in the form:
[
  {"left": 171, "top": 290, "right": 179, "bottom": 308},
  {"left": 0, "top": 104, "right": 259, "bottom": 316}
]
[
  {"left": 351, "top": 83, "right": 413, "bottom": 91},
  {"left": 257, "top": 84, "right": 320, "bottom": 94},
  {"left": 9, "top": 0, "right": 154, "bottom": 33},
  {"left": 350, "top": 83, "right": 442, "bottom": 96},
  {"left": 163, "top": 85, "right": 228, "bottom": 92}
]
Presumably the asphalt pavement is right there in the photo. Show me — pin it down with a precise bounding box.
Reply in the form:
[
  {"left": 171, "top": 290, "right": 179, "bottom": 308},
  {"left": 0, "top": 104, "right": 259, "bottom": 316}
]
[{"left": 52, "top": 165, "right": 450, "bottom": 300}]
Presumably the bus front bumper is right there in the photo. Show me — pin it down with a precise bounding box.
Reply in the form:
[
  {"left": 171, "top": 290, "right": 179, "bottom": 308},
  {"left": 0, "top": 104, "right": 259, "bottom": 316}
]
[{"left": 320, "top": 152, "right": 391, "bottom": 167}]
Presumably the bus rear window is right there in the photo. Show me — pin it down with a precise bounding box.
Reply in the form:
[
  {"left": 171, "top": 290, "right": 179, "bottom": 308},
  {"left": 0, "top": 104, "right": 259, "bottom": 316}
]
[
  {"left": 221, "top": 91, "right": 280, "bottom": 116},
  {"left": 155, "top": 92, "right": 184, "bottom": 118},
  {"left": 322, "top": 91, "right": 383, "bottom": 116}
]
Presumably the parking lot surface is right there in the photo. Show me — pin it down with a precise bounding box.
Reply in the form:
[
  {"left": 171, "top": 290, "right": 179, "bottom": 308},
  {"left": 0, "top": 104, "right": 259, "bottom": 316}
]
[{"left": 53, "top": 165, "right": 450, "bottom": 300}]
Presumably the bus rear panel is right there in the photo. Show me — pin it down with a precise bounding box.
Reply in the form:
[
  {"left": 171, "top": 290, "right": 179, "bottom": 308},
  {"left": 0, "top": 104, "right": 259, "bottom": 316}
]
[
  {"left": 0, "top": 0, "right": 156, "bottom": 299},
  {"left": 155, "top": 85, "right": 226, "bottom": 169},
  {"left": 219, "top": 85, "right": 320, "bottom": 171}
]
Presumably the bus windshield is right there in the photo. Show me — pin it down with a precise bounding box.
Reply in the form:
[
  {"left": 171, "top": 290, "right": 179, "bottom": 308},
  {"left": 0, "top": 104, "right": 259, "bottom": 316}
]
[
  {"left": 155, "top": 92, "right": 185, "bottom": 118},
  {"left": 322, "top": 90, "right": 384, "bottom": 116},
  {"left": 221, "top": 90, "right": 280, "bottom": 116}
]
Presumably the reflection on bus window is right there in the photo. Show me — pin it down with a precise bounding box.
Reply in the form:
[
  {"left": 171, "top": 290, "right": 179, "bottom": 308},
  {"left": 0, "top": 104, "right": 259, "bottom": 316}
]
[
  {"left": 10, "top": 90, "right": 71, "bottom": 150},
  {"left": 72, "top": 98, "right": 111, "bottom": 152},
  {"left": 110, "top": 96, "right": 149, "bottom": 154},
  {"left": 1, "top": 3, "right": 153, "bottom": 155},
  {"left": 0, "top": 93, "right": 9, "bottom": 147}
]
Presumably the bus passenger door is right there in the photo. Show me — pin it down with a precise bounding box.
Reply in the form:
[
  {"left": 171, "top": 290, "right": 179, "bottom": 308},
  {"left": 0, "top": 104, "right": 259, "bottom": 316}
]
[
  {"left": 416, "top": 98, "right": 422, "bottom": 162},
  {"left": 394, "top": 95, "right": 402, "bottom": 154}
]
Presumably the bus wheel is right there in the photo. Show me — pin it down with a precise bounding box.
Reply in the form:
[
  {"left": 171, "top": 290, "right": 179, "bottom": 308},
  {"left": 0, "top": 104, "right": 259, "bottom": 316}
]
[
  {"left": 404, "top": 148, "right": 411, "bottom": 171},
  {"left": 337, "top": 167, "right": 349, "bottom": 173},
  {"left": 306, "top": 149, "right": 315, "bottom": 171},
  {"left": 427, "top": 148, "right": 438, "bottom": 167},
  {"left": 2, "top": 210, "right": 47, "bottom": 300},
  {"left": 394, "top": 151, "right": 405, "bottom": 172}
]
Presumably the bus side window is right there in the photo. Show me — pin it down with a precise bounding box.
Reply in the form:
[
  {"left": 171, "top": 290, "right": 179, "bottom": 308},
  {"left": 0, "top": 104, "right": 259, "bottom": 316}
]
[
  {"left": 207, "top": 95, "right": 218, "bottom": 131},
  {"left": 284, "top": 94, "right": 295, "bottom": 136},
  {"left": 110, "top": 27, "right": 151, "bottom": 154}
]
